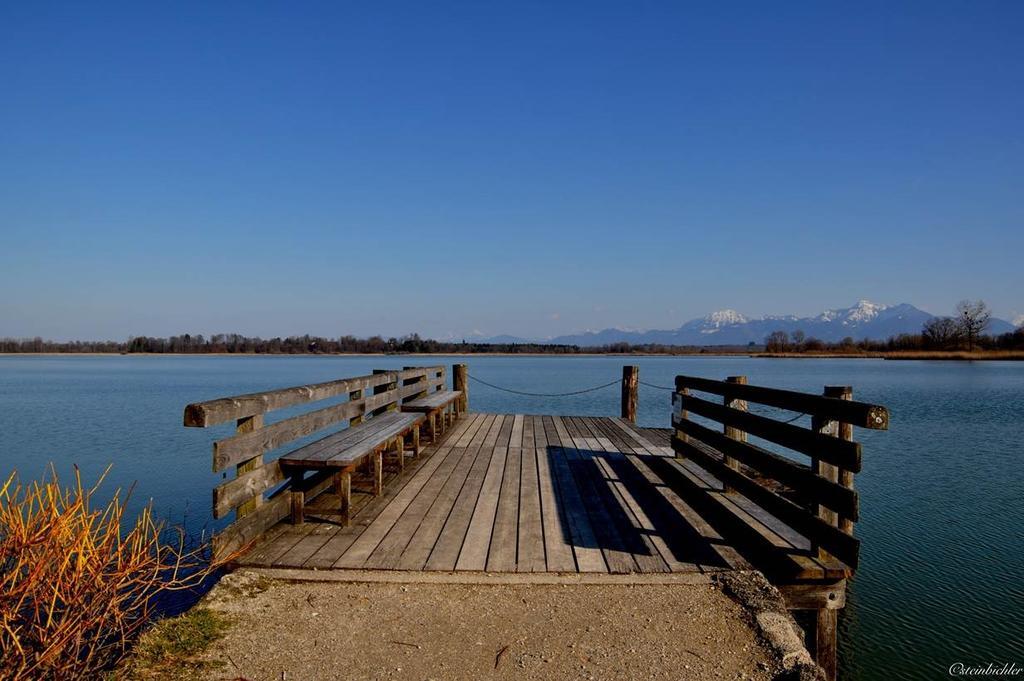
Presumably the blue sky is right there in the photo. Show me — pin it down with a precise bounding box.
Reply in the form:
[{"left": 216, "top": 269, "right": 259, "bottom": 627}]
[{"left": 2, "top": 2, "right": 1022, "bottom": 340}]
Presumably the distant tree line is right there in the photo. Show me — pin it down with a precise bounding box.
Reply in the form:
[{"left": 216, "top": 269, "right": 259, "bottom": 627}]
[
  {"left": 764, "top": 300, "right": 1024, "bottom": 353},
  {"left": 0, "top": 333, "right": 585, "bottom": 355},
  {"left": 4, "top": 300, "right": 1021, "bottom": 356}
]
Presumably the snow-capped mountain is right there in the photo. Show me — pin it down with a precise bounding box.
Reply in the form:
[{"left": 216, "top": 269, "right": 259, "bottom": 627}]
[{"left": 476, "top": 301, "right": 1018, "bottom": 347}]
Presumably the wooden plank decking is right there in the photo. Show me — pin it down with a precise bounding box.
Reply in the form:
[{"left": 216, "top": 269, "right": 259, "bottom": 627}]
[{"left": 235, "top": 413, "right": 833, "bottom": 576}]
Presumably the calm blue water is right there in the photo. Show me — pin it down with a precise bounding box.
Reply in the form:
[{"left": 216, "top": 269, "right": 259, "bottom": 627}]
[{"left": 1, "top": 355, "right": 1021, "bottom": 680}]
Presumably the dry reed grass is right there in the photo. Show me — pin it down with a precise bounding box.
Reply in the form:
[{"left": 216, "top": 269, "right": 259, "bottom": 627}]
[{"left": 0, "top": 466, "right": 221, "bottom": 680}]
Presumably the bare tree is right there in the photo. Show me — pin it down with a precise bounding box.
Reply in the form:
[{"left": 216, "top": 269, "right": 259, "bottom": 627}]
[
  {"left": 954, "top": 300, "right": 991, "bottom": 351},
  {"left": 922, "top": 317, "right": 961, "bottom": 350},
  {"left": 765, "top": 330, "right": 790, "bottom": 352}
]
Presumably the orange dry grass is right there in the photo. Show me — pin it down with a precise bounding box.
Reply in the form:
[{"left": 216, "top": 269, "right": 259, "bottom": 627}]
[{"left": 0, "top": 467, "right": 217, "bottom": 680}]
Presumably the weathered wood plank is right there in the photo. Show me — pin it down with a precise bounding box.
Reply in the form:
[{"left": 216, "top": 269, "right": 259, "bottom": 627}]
[
  {"left": 213, "top": 460, "right": 285, "bottom": 519},
  {"left": 279, "top": 412, "right": 424, "bottom": 468},
  {"left": 305, "top": 414, "right": 481, "bottom": 568},
  {"left": 624, "top": 453, "right": 749, "bottom": 572},
  {"left": 673, "top": 395, "right": 862, "bottom": 472},
  {"left": 397, "top": 445, "right": 481, "bottom": 570},
  {"left": 334, "top": 445, "right": 471, "bottom": 568},
  {"left": 360, "top": 441, "right": 480, "bottom": 569},
  {"left": 454, "top": 443, "right": 509, "bottom": 571},
  {"left": 534, "top": 420, "right": 576, "bottom": 572},
  {"left": 186, "top": 372, "right": 395, "bottom": 427},
  {"left": 576, "top": 418, "right": 668, "bottom": 573},
  {"left": 212, "top": 493, "right": 290, "bottom": 561},
  {"left": 487, "top": 445, "right": 522, "bottom": 572},
  {"left": 672, "top": 435, "right": 859, "bottom": 569},
  {"left": 675, "top": 375, "right": 889, "bottom": 430},
  {"left": 673, "top": 417, "right": 859, "bottom": 519},
  {"left": 424, "top": 445, "right": 494, "bottom": 570},
  {"left": 516, "top": 427, "right": 545, "bottom": 572},
  {"left": 659, "top": 456, "right": 840, "bottom": 580},
  {"left": 560, "top": 422, "right": 638, "bottom": 574},
  {"left": 401, "top": 390, "right": 462, "bottom": 411},
  {"left": 212, "top": 399, "right": 362, "bottom": 471},
  {"left": 547, "top": 417, "right": 606, "bottom": 572}
]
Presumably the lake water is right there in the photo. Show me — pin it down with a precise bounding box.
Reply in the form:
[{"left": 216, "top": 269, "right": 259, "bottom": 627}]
[{"left": 1, "top": 355, "right": 1021, "bottom": 680}]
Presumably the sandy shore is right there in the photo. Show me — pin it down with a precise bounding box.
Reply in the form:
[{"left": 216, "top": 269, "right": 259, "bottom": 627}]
[{"left": 168, "top": 569, "right": 821, "bottom": 681}]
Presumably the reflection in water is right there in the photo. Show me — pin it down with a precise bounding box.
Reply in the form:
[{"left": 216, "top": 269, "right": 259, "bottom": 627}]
[{"left": 1, "top": 355, "right": 1022, "bottom": 681}]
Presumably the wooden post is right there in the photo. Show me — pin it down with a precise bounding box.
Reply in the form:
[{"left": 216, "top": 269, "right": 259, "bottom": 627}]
[
  {"left": 453, "top": 363, "right": 468, "bottom": 413},
  {"left": 621, "top": 365, "right": 638, "bottom": 423},
  {"left": 673, "top": 377, "right": 689, "bottom": 450},
  {"left": 289, "top": 470, "right": 304, "bottom": 525},
  {"left": 235, "top": 414, "right": 263, "bottom": 518},
  {"left": 811, "top": 386, "right": 842, "bottom": 558},
  {"left": 348, "top": 388, "right": 364, "bottom": 426},
  {"left": 290, "top": 490, "right": 304, "bottom": 525},
  {"left": 337, "top": 472, "right": 351, "bottom": 527},
  {"left": 372, "top": 369, "right": 397, "bottom": 417},
  {"left": 815, "top": 608, "right": 838, "bottom": 681},
  {"left": 723, "top": 376, "right": 748, "bottom": 493},
  {"left": 404, "top": 366, "right": 429, "bottom": 402},
  {"left": 373, "top": 450, "right": 383, "bottom": 495},
  {"left": 827, "top": 385, "right": 855, "bottom": 535}
]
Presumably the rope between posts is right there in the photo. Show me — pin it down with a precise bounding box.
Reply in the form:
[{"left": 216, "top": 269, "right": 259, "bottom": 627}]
[
  {"left": 468, "top": 374, "right": 620, "bottom": 398},
  {"left": 639, "top": 380, "right": 675, "bottom": 391},
  {"left": 467, "top": 372, "right": 810, "bottom": 423}
]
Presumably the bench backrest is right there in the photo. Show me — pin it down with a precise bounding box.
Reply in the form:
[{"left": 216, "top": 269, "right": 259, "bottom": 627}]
[
  {"left": 184, "top": 365, "right": 448, "bottom": 559},
  {"left": 671, "top": 374, "right": 888, "bottom": 570},
  {"left": 398, "top": 365, "right": 447, "bottom": 404}
]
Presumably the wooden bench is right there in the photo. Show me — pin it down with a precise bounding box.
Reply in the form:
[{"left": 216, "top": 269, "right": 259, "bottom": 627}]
[
  {"left": 670, "top": 374, "right": 888, "bottom": 679},
  {"left": 281, "top": 410, "right": 425, "bottom": 526},
  {"left": 183, "top": 365, "right": 456, "bottom": 557},
  {"left": 670, "top": 375, "right": 887, "bottom": 582},
  {"left": 395, "top": 365, "right": 463, "bottom": 442}
]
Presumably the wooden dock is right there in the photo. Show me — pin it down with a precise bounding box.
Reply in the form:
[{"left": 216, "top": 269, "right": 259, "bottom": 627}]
[
  {"left": 236, "top": 414, "right": 716, "bottom": 574},
  {"left": 184, "top": 365, "right": 888, "bottom": 680}
]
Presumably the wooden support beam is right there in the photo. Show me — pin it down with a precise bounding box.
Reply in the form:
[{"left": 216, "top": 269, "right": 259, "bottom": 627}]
[
  {"left": 453, "top": 363, "right": 468, "bottom": 412},
  {"left": 812, "top": 386, "right": 842, "bottom": 560},
  {"left": 348, "top": 388, "right": 364, "bottom": 426},
  {"left": 373, "top": 451, "right": 383, "bottom": 495},
  {"left": 621, "top": 365, "right": 638, "bottom": 423},
  {"left": 828, "top": 386, "right": 856, "bottom": 535},
  {"left": 235, "top": 414, "right": 264, "bottom": 518},
  {"left": 372, "top": 369, "right": 397, "bottom": 417},
  {"left": 290, "top": 490, "right": 304, "bottom": 525},
  {"left": 815, "top": 608, "right": 838, "bottom": 681},
  {"left": 337, "top": 472, "right": 351, "bottom": 527},
  {"left": 723, "top": 376, "right": 747, "bottom": 492}
]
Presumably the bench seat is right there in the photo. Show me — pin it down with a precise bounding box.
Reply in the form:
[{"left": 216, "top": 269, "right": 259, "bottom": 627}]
[
  {"left": 280, "top": 411, "right": 423, "bottom": 469},
  {"left": 400, "top": 390, "right": 462, "bottom": 441},
  {"left": 279, "top": 410, "right": 425, "bottom": 526},
  {"left": 401, "top": 389, "right": 462, "bottom": 412}
]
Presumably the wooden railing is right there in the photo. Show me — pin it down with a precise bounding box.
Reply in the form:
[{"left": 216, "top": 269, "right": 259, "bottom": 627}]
[
  {"left": 671, "top": 375, "right": 889, "bottom": 571},
  {"left": 184, "top": 365, "right": 448, "bottom": 560}
]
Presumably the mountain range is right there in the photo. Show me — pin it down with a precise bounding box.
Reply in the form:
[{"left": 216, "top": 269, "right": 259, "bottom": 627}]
[{"left": 476, "top": 300, "right": 1019, "bottom": 347}]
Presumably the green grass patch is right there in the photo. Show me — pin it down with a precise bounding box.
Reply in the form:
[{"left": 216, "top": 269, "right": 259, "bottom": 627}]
[{"left": 116, "top": 608, "right": 231, "bottom": 680}]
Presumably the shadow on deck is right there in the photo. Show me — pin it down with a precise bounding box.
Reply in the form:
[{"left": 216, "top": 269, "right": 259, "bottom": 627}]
[{"left": 234, "top": 413, "right": 834, "bottom": 580}]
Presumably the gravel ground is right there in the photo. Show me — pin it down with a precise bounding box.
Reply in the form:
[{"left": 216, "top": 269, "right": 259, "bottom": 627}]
[{"left": 198, "top": 570, "right": 780, "bottom": 681}]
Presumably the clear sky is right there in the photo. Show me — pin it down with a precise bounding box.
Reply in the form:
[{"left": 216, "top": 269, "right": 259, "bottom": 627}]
[{"left": 2, "top": 2, "right": 1022, "bottom": 341}]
